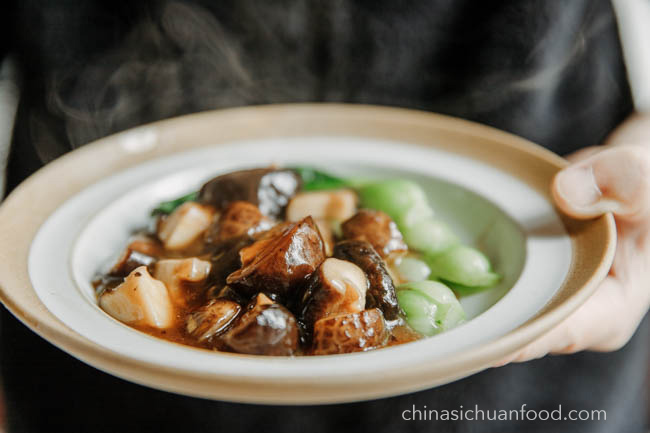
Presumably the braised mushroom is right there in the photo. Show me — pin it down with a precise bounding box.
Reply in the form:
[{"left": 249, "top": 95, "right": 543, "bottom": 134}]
[
  {"left": 311, "top": 308, "right": 387, "bottom": 355},
  {"left": 207, "top": 235, "right": 255, "bottom": 290},
  {"left": 300, "top": 258, "right": 368, "bottom": 328},
  {"left": 226, "top": 217, "right": 326, "bottom": 298},
  {"left": 199, "top": 168, "right": 301, "bottom": 219},
  {"left": 333, "top": 240, "right": 403, "bottom": 321},
  {"left": 314, "top": 218, "right": 334, "bottom": 257},
  {"left": 341, "top": 209, "right": 407, "bottom": 260},
  {"left": 186, "top": 299, "right": 242, "bottom": 341},
  {"left": 204, "top": 201, "right": 272, "bottom": 245},
  {"left": 221, "top": 294, "right": 298, "bottom": 355},
  {"left": 235, "top": 222, "right": 292, "bottom": 265},
  {"left": 206, "top": 285, "right": 245, "bottom": 304},
  {"left": 99, "top": 266, "right": 174, "bottom": 329}
]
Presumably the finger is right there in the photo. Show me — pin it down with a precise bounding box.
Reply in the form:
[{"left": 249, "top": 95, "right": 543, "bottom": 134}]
[
  {"left": 603, "top": 112, "right": 650, "bottom": 147},
  {"left": 552, "top": 145, "right": 650, "bottom": 222},
  {"left": 493, "top": 277, "right": 631, "bottom": 366},
  {"left": 492, "top": 319, "right": 574, "bottom": 367},
  {"left": 564, "top": 146, "right": 603, "bottom": 163},
  {"left": 507, "top": 320, "right": 574, "bottom": 364},
  {"left": 550, "top": 277, "right": 634, "bottom": 353}
]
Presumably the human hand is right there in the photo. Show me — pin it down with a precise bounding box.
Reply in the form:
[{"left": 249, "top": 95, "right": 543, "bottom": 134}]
[{"left": 496, "top": 113, "right": 650, "bottom": 365}]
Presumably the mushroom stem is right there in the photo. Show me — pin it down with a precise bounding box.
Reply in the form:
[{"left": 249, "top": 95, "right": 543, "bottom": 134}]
[{"left": 300, "top": 257, "right": 368, "bottom": 330}]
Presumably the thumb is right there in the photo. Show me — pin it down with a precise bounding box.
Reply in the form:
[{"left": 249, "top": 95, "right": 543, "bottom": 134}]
[{"left": 552, "top": 145, "right": 650, "bottom": 222}]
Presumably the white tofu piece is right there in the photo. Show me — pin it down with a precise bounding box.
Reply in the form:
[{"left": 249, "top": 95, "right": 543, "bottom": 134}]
[
  {"left": 99, "top": 266, "right": 174, "bottom": 329},
  {"left": 157, "top": 202, "right": 214, "bottom": 251},
  {"left": 286, "top": 189, "right": 357, "bottom": 222},
  {"left": 154, "top": 257, "right": 211, "bottom": 303}
]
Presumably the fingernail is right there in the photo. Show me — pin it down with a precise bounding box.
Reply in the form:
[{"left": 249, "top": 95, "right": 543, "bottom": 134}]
[{"left": 555, "top": 166, "right": 602, "bottom": 208}]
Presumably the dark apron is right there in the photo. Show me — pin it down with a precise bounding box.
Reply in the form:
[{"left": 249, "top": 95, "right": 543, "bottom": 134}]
[{"left": 3, "top": 0, "right": 647, "bottom": 432}]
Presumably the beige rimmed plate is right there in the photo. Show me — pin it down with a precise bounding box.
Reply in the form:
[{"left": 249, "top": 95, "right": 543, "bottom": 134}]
[{"left": 0, "top": 104, "right": 615, "bottom": 404}]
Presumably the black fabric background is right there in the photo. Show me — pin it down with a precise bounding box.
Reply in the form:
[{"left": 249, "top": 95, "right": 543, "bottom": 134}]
[{"left": 2, "top": 1, "right": 648, "bottom": 432}]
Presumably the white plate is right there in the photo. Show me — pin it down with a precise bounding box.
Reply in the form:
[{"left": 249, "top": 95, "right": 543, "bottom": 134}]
[{"left": 0, "top": 105, "right": 615, "bottom": 403}]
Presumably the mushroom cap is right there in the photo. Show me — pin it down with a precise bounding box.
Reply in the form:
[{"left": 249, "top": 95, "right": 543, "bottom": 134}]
[
  {"left": 226, "top": 217, "right": 326, "bottom": 298},
  {"left": 204, "top": 200, "right": 272, "bottom": 245},
  {"left": 199, "top": 168, "right": 301, "bottom": 219},
  {"left": 341, "top": 209, "right": 407, "bottom": 260},
  {"left": 207, "top": 235, "right": 255, "bottom": 290},
  {"left": 222, "top": 295, "right": 298, "bottom": 356},
  {"left": 186, "top": 299, "right": 242, "bottom": 341},
  {"left": 312, "top": 308, "right": 387, "bottom": 355}
]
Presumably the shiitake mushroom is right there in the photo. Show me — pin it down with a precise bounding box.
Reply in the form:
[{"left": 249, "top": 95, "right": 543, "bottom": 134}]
[
  {"left": 226, "top": 217, "right": 326, "bottom": 299},
  {"left": 186, "top": 298, "right": 242, "bottom": 341},
  {"left": 199, "top": 168, "right": 301, "bottom": 219},
  {"left": 207, "top": 235, "right": 255, "bottom": 291},
  {"left": 221, "top": 294, "right": 299, "bottom": 356},
  {"left": 333, "top": 240, "right": 403, "bottom": 321},
  {"left": 311, "top": 308, "right": 387, "bottom": 355},
  {"left": 341, "top": 209, "right": 407, "bottom": 260},
  {"left": 299, "top": 258, "right": 368, "bottom": 329},
  {"left": 204, "top": 201, "right": 272, "bottom": 246}
]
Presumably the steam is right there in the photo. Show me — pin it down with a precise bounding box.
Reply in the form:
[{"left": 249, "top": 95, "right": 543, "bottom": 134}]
[
  {"left": 49, "top": 1, "right": 318, "bottom": 150},
  {"left": 51, "top": 2, "right": 252, "bottom": 149},
  {"left": 36, "top": 0, "right": 623, "bottom": 160}
]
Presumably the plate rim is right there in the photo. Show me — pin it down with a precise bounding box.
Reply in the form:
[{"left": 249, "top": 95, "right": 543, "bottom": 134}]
[{"left": 0, "top": 103, "right": 616, "bottom": 404}]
